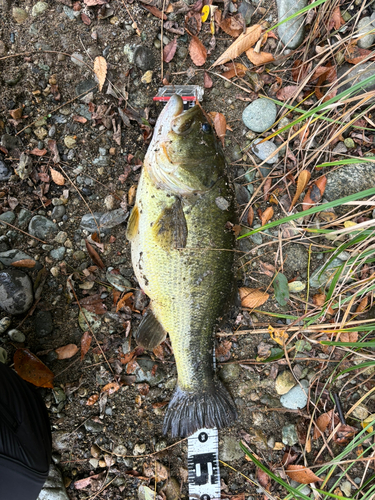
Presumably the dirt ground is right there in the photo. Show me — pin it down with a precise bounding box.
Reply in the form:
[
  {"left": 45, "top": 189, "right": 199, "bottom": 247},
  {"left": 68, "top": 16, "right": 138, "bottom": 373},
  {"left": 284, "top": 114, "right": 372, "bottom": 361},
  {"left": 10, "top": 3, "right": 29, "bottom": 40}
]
[{"left": 1, "top": 0, "right": 375, "bottom": 499}]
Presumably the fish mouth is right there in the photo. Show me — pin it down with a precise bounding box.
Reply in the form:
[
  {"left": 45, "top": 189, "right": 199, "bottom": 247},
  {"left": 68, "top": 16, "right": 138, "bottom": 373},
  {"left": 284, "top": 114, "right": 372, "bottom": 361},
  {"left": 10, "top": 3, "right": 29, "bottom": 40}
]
[
  {"left": 171, "top": 104, "right": 200, "bottom": 135},
  {"left": 153, "top": 94, "right": 200, "bottom": 137}
]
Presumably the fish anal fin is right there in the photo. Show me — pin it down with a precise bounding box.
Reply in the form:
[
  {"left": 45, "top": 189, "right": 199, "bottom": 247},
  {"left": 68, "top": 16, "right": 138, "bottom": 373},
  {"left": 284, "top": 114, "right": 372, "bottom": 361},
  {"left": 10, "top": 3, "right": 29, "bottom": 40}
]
[
  {"left": 135, "top": 308, "right": 167, "bottom": 350},
  {"left": 153, "top": 198, "right": 187, "bottom": 250},
  {"left": 126, "top": 205, "right": 139, "bottom": 241}
]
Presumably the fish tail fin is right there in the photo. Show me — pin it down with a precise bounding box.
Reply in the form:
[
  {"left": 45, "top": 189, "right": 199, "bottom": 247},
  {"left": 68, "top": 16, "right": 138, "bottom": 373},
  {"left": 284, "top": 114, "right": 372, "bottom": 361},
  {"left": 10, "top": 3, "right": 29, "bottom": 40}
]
[{"left": 162, "top": 379, "right": 237, "bottom": 438}]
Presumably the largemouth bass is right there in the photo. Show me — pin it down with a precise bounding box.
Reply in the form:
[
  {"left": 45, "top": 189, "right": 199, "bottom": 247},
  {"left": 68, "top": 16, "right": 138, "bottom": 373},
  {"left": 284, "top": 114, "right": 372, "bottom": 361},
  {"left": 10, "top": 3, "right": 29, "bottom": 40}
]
[{"left": 127, "top": 94, "right": 237, "bottom": 437}]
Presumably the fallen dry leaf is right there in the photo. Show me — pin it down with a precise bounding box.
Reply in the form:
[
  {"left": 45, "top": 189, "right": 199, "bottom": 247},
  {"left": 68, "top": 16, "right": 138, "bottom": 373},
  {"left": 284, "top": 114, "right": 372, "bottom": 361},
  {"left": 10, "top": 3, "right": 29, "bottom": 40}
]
[
  {"left": 72, "top": 115, "right": 87, "bottom": 124},
  {"left": 48, "top": 139, "right": 61, "bottom": 164},
  {"left": 101, "top": 382, "right": 121, "bottom": 395},
  {"left": 56, "top": 344, "right": 79, "bottom": 360},
  {"left": 211, "top": 24, "right": 262, "bottom": 67},
  {"left": 204, "top": 71, "right": 213, "bottom": 88},
  {"left": 85, "top": 239, "right": 105, "bottom": 269},
  {"left": 14, "top": 348, "right": 54, "bottom": 388},
  {"left": 50, "top": 167, "right": 65, "bottom": 186},
  {"left": 339, "top": 331, "right": 358, "bottom": 343},
  {"left": 327, "top": 6, "right": 345, "bottom": 31},
  {"left": 163, "top": 37, "right": 177, "bottom": 63},
  {"left": 81, "top": 331, "right": 92, "bottom": 360},
  {"left": 345, "top": 45, "right": 374, "bottom": 65},
  {"left": 189, "top": 35, "right": 207, "bottom": 66},
  {"left": 86, "top": 394, "right": 99, "bottom": 405},
  {"left": 292, "top": 59, "right": 312, "bottom": 83},
  {"left": 290, "top": 170, "right": 311, "bottom": 210},
  {"left": 239, "top": 287, "right": 269, "bottom": 308},
  {"left": 116, "top": 291, "right": 133, "bottom": 312},
  {"left": 314, "top": 64, "right": 337, "bottom": 102},
  {"left": 302, "top": 176, "right": 327, "bottom": 210},
  {"left": 246, "top": 48, "right": 274, "bottom": 66},
  {"left": 313, "top": 410, "right": 336, "bottom": 440},
  {"left": 276, "top": 85, "right": 301, "bottom": 101},
  {"left": 247, "top": 205, "right": 254, "bottom": 226},
  {"left": 216, "top": 340, "right": 232, "bottom": 362},
  {"left": 94, "top": 56, "right": 107, "bottom": 92},
  {"left": 256, "top": 467, "right": 271, "bottom": 491},
  {"left": 30, "top": 148, "right": 47, "bottom": 156},
  {"left": 334, "top": 424, "right": 357, "bottom": 445},
  {"left": 84, "top": 0, "right": 106, "bottom": 4},
  {"left": 11, "top": 259, "right": 36, "bottom": 268},
  {"left": 261, "top": 206, "right": 274, "bottom": 226},
  {"left": 286, "top": 465, "right": 322, "bottom": 484},
  {"left": 79, "top": 294, "right": 107, "bottom": 315},
  {"left": 268, "top": 325, "right": 288, "bottom": 346},
  {"left": 355, "top": 296, "right": 368, "bottom": 314},
  {"left": 219, "top": 14, "right": 244, "bottom": 38},
  {"left": 213, "top": 112, "right": 227, "bottom": 146},
  {"left": 221, "top": 62, "right": 248, "bottom": 79},
  {"left": 141, "top": 3, "right": 167, "bottom": 20}
]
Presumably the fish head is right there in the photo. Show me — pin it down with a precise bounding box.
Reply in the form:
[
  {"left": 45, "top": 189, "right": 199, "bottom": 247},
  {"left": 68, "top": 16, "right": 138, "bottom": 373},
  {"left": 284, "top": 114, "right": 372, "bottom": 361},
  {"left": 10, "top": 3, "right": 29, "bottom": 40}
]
[{"left": 145, "top": 94, "right": 226, "bottom": 195}]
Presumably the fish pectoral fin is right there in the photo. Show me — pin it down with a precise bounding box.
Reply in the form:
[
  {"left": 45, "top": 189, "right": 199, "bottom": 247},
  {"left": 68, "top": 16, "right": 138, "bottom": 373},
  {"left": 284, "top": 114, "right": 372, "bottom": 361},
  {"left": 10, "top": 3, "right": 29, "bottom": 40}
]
[
  {"left": 135, "top": 307, "right": 167, "bottom": 350},
  {"left": 126, "top": 205, "right": 139, "bottom": 241},
  {"left": 153, "top": 198, "right": 188, "bottom": 250}
]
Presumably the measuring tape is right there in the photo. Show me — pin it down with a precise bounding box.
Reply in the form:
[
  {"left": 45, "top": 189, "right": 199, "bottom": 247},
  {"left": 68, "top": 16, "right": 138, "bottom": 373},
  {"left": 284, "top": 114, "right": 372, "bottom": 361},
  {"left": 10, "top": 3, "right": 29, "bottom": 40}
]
[{"left": 188, "top": 427, "right": 221, "bottom": 500}]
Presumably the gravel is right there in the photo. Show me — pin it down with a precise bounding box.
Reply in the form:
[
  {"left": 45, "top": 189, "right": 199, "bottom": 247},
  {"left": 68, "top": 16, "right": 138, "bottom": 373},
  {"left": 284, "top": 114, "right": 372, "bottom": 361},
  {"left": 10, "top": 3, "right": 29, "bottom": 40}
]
[
  {"left": 0, "top": 269, "right": 33, "bottom": 315},
  {"left": 242, "top": 99, "right": 277, "bottom": 132}
]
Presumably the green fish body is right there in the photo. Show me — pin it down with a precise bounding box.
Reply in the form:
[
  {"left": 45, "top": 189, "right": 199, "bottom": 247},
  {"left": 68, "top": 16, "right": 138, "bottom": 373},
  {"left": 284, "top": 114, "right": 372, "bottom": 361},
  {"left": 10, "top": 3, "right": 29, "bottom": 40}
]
[{"left": 127, "top": 95, "right": 237, "bottom": 437}]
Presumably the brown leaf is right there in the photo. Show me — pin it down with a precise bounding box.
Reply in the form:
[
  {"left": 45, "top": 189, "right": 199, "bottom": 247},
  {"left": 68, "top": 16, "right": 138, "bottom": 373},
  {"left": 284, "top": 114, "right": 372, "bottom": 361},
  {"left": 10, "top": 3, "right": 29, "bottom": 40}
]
[
  {"left": 101, "top": 382, "right": 121, "bottom": 395},
  {"left": 79, "top": 295, "right": 107, "bottom": 315},
  {"left": 291, "top": 60, "right": 312, "bottom": 83},
  {"left": 116, "top": 292, "right": 133, "bottom": 312},
  {"left": 246, "top": 48, "right": 274, "bottom": 66},
  {"left": 50, "top": 167, "right": 65, "bottom": 186},
  {"left": 221, "top": 62, "right": 248, "bottom": 79},
  {"left": 239, "top": 287, "right": 269, "bottom": 308},
  {"left": 11, "top": 259, "right": 36, "bottom": 268},
  {"left": 153, "top": 344, "right": 165, "bottom": 361},
  {"left": 314, "top": 64, "right": 337, "bottom": 102},
  {"left": 355, "top": 296, "right": 368, "bottom": 314},
  {"left": 14, "top": 349, "right": 54, "bottom": 388},
  {"left": 72, "top": 115, "right": 88, "bottom": 124},
  {"left": 85, "top": 239, "right": 105, "bottom": 269},
  {"left": 47, "top": 139, "right": 61, "bottom": 163},
  {"left": 334, "top": 424, "right": 357, "bottom": 445},
  {"left": 213, "top": 112, "right": 227, "bottom": 146},
  {"left": 261, "top": 206, "right": 274, "bottom": 226},
  {"left": 189, "top": 35, "right": 207, "bottom": 66},
  {"left": 339, "top": 331, "right": 358, "bottom": 343},
  {"left": 84, "top": 0, "right": 107, "bottom": 4},
  {"left": 281, "top": 448, "right": 299, "bottom": 467},
  {"left": 163, "top": 37, "right": 177, "bottom": 63},
  {"left": 290, "top": 170, "right": 311, "bottom": 210},
  {"left": 204, "top": 71, "right": 213, "bottom": 88},
  {"left": 94, "top": 56, "right": 107, "bottom": 92},
  {"left": 276, "top": 85, "right": 300, "bottom": 101},
  {"left": 256, "top": 467, "right": 271, "bottom": 490},
  {"left": 216, "top": 340, "right": 232, "bottom": 362},
  {"left": 81, "top": 331, "right": 92, "bottom": 360},
  {"left": 219, "top": 14, "right": 244, "bottom": 38},
  {"left": 286, "top": 465, "right": 322, "bottom": 484},
  {"left": 30, "top": 148, "right": 47, "bottom": 156},
  {"left": 86, "top": 394, "right": 99, "bottom": 405},
  {"left": 313, "top": 410, "right": 334, "bottom": 440},
  {"left": 302, "top": 176, "right": 327, "bottom": 210},
  {"left": 263, "top": 177, "right": 272, "bottom": 202},
  {"left": 211, "top": 24, "right": 262, "bottom": 67},
  {"left": 141, "top": 3, "right": 167, "bottom": 20},
  {"left": 55, "top": 343, "right": 79, "bottom": 360},
  {"left": 81, "top": 12, "right": 91, "bottom": 25},
  {"left": 345, "top": 45, "right": 374, "bottom": 65},
  {"left": 247, "top": 205, "right": 254, "bottom": 227},
  {"left": 328, "top": 6, "right": 345, "bottom": 31}
]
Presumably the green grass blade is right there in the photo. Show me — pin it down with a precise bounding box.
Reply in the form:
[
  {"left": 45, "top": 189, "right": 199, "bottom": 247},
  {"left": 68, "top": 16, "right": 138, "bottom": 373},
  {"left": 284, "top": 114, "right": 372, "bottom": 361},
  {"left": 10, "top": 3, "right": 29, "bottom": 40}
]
[
  {"left": 238, "top": 187, "right": 375, "bottom": 239},
  {"left": 316, "top": 157, "right": 375, "bottom": 168},
  {"left": 321, "top": 341, "right": 375, "bottom": 347},
  {"left": 267, "top": 0, "right": 329, "bottom": 32}
]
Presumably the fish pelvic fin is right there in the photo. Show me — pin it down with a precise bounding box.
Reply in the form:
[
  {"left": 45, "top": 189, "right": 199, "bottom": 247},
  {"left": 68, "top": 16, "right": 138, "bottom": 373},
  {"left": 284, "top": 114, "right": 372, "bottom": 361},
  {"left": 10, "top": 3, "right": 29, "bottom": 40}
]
[{"left": 162, "top": 379, "right": 237, "bottom": 438}]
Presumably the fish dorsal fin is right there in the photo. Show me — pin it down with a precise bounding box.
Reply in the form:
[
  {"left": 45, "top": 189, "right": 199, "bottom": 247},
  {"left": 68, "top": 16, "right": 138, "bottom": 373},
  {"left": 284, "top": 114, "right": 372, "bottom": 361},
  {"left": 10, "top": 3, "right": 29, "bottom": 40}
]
[
  {"left": 126, "top": 205, "right": 139, "bottom": 241},
  {"left": 135, "top": 307, "right": 167, "bottom": 349},
  {"left": 153, "top": 198, "right": 188, "bottom": 250}
]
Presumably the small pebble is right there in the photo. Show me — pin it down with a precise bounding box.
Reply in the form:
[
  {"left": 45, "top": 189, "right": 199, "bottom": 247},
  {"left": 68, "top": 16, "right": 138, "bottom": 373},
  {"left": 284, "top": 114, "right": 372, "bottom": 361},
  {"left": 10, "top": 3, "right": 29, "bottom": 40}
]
[
  {"left": 242, "top": 98, "right": 277, "bottom": 132},
  {"left": 0, "top": 317, "right": 11, "bottom": 334},
  {"left": 8, "top": 329, "right": 26, "bottom": 343}
]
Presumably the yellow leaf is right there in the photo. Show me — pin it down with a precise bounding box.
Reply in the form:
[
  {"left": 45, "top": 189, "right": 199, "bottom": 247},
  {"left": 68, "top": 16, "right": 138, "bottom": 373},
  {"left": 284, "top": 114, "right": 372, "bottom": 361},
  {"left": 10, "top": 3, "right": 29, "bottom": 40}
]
[
  {"left": 290, "top": 170, "right": 311, "bottom": 210},
  {"left": 50, "top": 167, "right": 65, "bottom": 186},
  {"left": 344, "top": 221, "right": 357, "bottom": 228},
  {"left": 201, "top": 5, "right": 210, "bottom": 22},
  {"left": 94, "top": 56, "right": 107, "bottom": 92},
  {"left": 361, "top": 414, "right": 375, "bottom": 433},
  {"left": 268, "top": 325, "right": 288, "bottom": 346},
  {"left": 239, "top": 287, "right": 269, "bottom": 308},
  {"left": 211, "top": 24, "right": 262, "bottom": 67}
]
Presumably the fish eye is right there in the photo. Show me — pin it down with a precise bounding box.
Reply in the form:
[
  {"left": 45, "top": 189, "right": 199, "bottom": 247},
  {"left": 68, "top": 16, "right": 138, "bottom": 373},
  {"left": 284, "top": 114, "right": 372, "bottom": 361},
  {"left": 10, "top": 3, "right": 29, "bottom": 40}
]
[{"left": 202, "top": 123, "right": 211, "bottom": 133}]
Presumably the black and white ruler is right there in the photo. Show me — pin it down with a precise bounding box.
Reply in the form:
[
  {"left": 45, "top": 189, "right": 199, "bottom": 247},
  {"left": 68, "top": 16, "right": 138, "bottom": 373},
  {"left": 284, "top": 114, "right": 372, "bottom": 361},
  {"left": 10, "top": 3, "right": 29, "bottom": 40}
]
[{"left": 187, "top": 427, "right": 221, "bottom": 500}]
